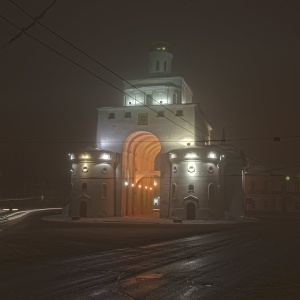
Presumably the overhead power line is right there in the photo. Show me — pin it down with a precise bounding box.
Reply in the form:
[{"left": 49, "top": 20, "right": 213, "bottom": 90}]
[
  {"left": 8, "top": 0, "right": 212, "bottom": 143},
  {"left": 0, "top": 12, "right": 215, "bottom": 148},
  {"left": 1, "top": 5, "right": 275, "bottom": 173},
  {"left": 0, "top": 0, "right": 56, "bottom": 50}
]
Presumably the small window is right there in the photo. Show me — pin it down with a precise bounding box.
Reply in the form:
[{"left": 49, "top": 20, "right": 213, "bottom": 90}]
[
  {"left": 102, "top": 183, "right": 107, "bottom": 198},
  {"left": 188, "top": 165, "right": 195, "bottom": 173},
  {"left": 188, "top": 184, "right": 194, "bottom": 193},
  {"left": 125, "top": 112, "right": 131, "bottom": 118},
  {"left": 101, "top": 167, "right": 108, "bottom": 174},
  {"left": 208, "top": 166, "right": 214, "bottom": 174},
  {"left": 172, "top": 183, "right": 176, "bottom": 199},
  {"left": 146, "top": 94, "right": 152, "bottom": 105},
  {"left": 82, "top": 183, "right": 87, "bottom": 191},
  {"left": 173, "top": 93, "right": 178, "bottom": 104},
  {"left": 156, "top": 60, "right": 159, "bottom": 71},
  {"left": 208, "top": 183, "right": 214, "bottom": 202},
  {"left": 129, "top": 101, "right": 132, "bottom": 105},
  {"left": 176, "top": 110, "right": 183, "bottom": 116},
  {"left": 108, "top": 113, "right": 115, "bottom": 119},
  {"left": 164, "top": 61, "right": 167, "bottom": 71},
  {"left": 157, "top": 111, "right": 164, "bottom": 117}
]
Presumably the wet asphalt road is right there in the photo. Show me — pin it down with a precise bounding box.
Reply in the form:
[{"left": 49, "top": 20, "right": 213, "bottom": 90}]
[{"left": 1, "top": 212, "right": 300, "bottom": 299}]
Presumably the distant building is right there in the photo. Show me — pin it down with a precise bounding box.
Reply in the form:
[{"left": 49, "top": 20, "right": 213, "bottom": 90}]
[
  {"left": 245, "top": 170, "right": 300, "bottom": 216},
  {"left": 68, "top": 43, "right": 247, "bottom": 220}
]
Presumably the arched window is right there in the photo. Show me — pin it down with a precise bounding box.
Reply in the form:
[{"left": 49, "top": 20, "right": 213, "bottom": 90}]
[
  {"left": 146, "top": 94, "right": 152, "bottom": 105},
  {"left": 102, "top": 183, "right": 107, "bottom": 198},
  {"left": 156, "top": 60, "right": 159, "bottom": 71},
  {"left": 173, "top": 93, "right": 178, "bottom": 104},
  {"left": 188, "top": 184, "right": 194, "bottom": 193},
  {"left": 82, "top": 183, "right": 87, "bottom": 192},
  {"left": 172, "top": 183, "right": 176, "bottom": 199},
  {"left": 208, "top": 183, "right": 214, "bottom": 202}
]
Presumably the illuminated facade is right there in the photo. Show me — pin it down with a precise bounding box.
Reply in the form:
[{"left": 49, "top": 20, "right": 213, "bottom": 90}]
[{"left": 69, "top": 43, "right": 247, "bottom": 219}]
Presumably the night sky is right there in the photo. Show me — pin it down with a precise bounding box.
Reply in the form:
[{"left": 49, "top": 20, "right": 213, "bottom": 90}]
[{"left": 1, "top": 0, "right": 300, "bottom": 188}]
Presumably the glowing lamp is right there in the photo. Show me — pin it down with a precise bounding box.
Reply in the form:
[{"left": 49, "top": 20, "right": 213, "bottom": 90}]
[
  {"left": 185, "top": 152, "right": 198, "bottom": 159},
  {"left": 169, "top": 153, "right": 177, "bottom": 159},
  {"left": 208, "top": 152, "right": 217, "bottom": 159},
  {"left": 101, "top": 153, "right": 111, "bottom": 160},
  {"left": 125, "top": 182, "right": 129, "bottom": 186},
  {"left": 80, "top": 153, "right": 91, "bottom": 159}
]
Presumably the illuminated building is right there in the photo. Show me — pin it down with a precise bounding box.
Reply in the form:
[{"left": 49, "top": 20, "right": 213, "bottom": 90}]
[{"left": 69, "top": 43, "right": 247, "bottom": 219}]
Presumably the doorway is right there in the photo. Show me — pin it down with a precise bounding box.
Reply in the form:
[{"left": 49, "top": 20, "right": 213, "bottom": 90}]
[
  {"left": 79, "top": 201, "right": 87, "bottom": 217},
  {"left": 186, "top": 202, "right": 196, "bottom": 220}
]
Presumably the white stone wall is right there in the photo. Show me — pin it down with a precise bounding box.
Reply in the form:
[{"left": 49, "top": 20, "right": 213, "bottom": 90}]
[
  {"left": 69, "top": 150, "right": 117, "bottom": 218},
  {"left": 96, "top": 104, "right": 210, "bottom": 153}
]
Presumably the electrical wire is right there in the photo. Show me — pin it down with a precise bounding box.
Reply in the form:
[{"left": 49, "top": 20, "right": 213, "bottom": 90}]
[
  {"left": 8, "top": 0, "right": 212, "bottom": 142},
  {"left": 0, "top": 6, "right": 282, "bottom": 174},
  {"left": 0, "top": 0, "right": 56, "bottom": 50}
]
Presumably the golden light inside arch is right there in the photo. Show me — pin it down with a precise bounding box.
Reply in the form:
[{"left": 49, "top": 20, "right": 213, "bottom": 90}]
[
  {"left": 122, "top": 131, "right": 161, "bottom": 216},
  {"left": 122, "top": 131, "right": 161, "bottom": 185}
]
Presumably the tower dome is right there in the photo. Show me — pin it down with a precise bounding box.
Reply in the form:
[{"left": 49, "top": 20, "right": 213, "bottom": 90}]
[{"left": 148, "top": 42, "right": 173, "bottom": 76}]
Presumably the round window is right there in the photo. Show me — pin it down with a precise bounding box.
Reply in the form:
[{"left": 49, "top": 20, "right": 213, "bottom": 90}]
[
  {"left": 82, "top": 166, "right": 88, "bottom": 173},
  {"left": 173, "top": 166, "right": 177, "bottom": 173},
  {"left": 208, "top": 166, "right": 214, "bottom": 174},
  {"left": 188, "top": 165, "right": 195, "bottom": 173},
  {"left": 101, "top": 167, "right": 108, "bottom": 174}
]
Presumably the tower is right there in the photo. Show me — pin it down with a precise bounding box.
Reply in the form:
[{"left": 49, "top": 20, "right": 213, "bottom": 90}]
[{"left": 148, "top": 42, "right": 173, "bottom": 76}]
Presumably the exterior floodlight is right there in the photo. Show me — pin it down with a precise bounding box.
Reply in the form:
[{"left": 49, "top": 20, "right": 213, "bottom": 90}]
[
  {"left": 125, "top": 182, "right": 128, "bottom": 186},
  {"left": 169, "top": 153, "right": 177, "bottom": 159},
  {"left": 101, "top": 153, "right": 111, "bottom": 160},
  {"left": 185, "top": 152, "right": 198, "bottom": 159},
  {"left": 154, "top": 181, "right": 157, "bottom": 186},
  {"left": 80, "top": 153, "right": 91, "bottom": 159},
  {"left": 131, "top": 183, "right": 134, "bottom": 187},
  {"left": 208, "top": 152, "right": 217, "bottom": 159},
  {"left": 285, "top": 176, "right": 290, "bottom": 181},
  {"left": 138, "top": 185, "right": 141, "bottom": 188}
]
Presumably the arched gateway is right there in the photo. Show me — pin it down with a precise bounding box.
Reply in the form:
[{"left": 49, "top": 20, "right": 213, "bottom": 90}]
[
  {"left": 68, "top": 43, "right": 247, "bottom": 220},
  {"left": 122, "top": 131, "right": 161, "bottom": 216}
]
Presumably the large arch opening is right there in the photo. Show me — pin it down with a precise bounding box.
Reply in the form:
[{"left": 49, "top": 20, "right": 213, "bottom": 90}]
[{"left": 122, "top": 131, "right": 161, "bottom": 217}]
